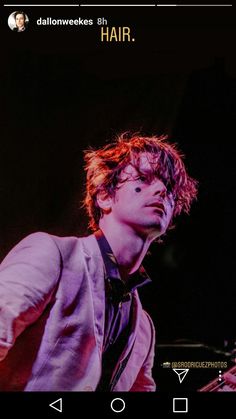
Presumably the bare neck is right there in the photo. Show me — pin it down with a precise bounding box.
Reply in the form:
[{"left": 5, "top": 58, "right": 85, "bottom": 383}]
[{"left": 99, "top": 219, "right": 153, "bottom": 280}]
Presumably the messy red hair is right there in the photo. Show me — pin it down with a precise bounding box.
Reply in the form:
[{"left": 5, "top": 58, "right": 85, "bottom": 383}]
[{"left": 83, "top": 132, "right": 198, "bottom": 231}]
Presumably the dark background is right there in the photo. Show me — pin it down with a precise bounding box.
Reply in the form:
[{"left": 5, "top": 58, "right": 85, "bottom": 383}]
[{"left": 1, "top": 4, "right": 236, "bottom": 390}]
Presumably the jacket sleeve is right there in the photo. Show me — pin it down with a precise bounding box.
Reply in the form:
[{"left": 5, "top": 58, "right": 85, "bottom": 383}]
[
  {"left": 0, "top": 232, "right": 62, "bottom": 361},
  {"left": 130, "top": 311, "right": 156, "bottom": 392}
]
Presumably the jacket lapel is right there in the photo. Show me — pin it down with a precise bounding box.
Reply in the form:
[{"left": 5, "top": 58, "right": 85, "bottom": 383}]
[{"left": 81, "top": 235, "right": 106, "bottom": 356}]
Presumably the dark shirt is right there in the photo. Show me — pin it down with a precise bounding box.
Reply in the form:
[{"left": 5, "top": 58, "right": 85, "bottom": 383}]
[
  {"left": 13, "top": 26, "right": 26, "bottom": 32},
  {"left": 94, "top": 229, "right": 151, "bottom": 390}
]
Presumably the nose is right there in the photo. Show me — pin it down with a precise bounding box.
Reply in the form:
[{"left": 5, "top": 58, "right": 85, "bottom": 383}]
[{"left": 152, "top": 179, "right": 167, "bottom": 198}]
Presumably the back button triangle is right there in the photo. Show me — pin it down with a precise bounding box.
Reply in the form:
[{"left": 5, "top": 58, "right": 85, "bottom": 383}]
[{"left": 49, "top": 398, "right": 63, "bottom": 413}]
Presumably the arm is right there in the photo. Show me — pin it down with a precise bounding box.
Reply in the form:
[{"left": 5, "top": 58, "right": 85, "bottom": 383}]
[
  {"left": 0, "top": 232, "right": 61, "bottom": 361},
  {"left": 130, "top": 311, "right": 156, "bottom": 392}
]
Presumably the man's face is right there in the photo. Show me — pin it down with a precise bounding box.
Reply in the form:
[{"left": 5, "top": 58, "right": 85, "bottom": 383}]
[
  {"left": 109, "top": 153, "right": 175, "bottom": 239},
  {"left": 15, "top": 14, "right": 25, "bottom": 28}
]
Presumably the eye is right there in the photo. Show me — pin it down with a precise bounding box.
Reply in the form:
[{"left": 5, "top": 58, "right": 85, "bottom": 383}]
[
  {"left": 136, "top": 175, "right": 152, "bottom": 185},
  {"left": 165, "top": 181, "right": 174, "bottom": 195},
  {"left": 138, "top": 175, "right": 147, "bottom": 183}
]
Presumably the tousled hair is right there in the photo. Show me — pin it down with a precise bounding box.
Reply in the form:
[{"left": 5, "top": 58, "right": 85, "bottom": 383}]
[{"left": 14, "top": 11, "right": 26, "bottom": 21}]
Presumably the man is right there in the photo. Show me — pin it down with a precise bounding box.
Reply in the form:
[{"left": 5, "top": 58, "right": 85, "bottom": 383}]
[
  {"left": 0, "top": 133, "right": 197, "bottom": 391},
  {"left": 13, "top": 11, "right": 27, "bottom": 32}
]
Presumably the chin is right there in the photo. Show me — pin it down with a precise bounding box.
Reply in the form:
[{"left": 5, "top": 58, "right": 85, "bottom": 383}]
[{"left": 141, "top": 223, "right": 165, "bottom": 236}]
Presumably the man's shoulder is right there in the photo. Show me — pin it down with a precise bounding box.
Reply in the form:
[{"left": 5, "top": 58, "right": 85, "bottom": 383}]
[
  {"left": 16, "top": 230, "right": 90, "bottom": 244},
  {"left": 1, "top": 231, "right": 102, "bottom": 276},
  {"left": 16, "top": 230, "right": 91, "bottom": 249},
  {"left": 16, "top": 231, "right": 100, "bottom": 260}
]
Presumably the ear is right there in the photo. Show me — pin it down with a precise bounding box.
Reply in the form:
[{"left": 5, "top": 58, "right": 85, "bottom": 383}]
[{"left": 96, "top": 190, "right": 113, "bottom": 213}]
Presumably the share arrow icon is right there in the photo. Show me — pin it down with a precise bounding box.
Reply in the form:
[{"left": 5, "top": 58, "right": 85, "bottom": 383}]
[{"left": 173, "top": 369, "right": 189, "bottom": 383}]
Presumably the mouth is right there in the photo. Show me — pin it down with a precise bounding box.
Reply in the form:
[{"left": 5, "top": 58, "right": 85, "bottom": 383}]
[{"left": 145, "top": 202, "right": 166, "bottom": 215}]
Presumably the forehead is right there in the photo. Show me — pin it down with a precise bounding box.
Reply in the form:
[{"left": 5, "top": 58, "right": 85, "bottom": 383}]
[
  {"left": 124, "top": 152, "right": 159, "bottom": 174},
  {"left": 16, "top": 14, "right": 24, "bottom": 18}
]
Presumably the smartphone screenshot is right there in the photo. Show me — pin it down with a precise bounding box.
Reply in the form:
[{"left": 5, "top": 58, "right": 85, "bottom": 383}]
[{"left": 1, "top": 1, "right": 235, "bottom": 416}]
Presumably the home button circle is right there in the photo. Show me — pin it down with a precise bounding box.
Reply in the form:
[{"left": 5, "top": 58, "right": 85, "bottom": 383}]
[{"left": 110, "top": 398, "right": 126, "bottom": 413}]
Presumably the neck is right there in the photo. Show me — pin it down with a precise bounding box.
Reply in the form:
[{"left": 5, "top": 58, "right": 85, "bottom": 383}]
[{"left": 99, "top": 219, "right": 155, "bottom": 280}]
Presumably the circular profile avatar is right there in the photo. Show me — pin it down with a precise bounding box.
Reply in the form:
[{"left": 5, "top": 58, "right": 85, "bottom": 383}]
[{"left": 8, "top": 11, "right": 29, "bottom": 32}]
